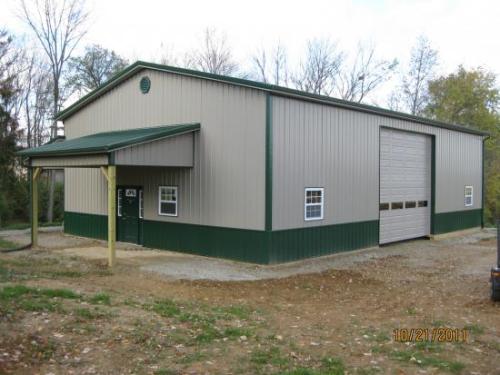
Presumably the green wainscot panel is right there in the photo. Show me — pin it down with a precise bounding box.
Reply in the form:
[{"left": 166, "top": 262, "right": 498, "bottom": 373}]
[
  {"left": 433, "top": 209, "right": 482, "bottom": 234},
  {"left": 269, "top": 220, "right": 379, "bottom": 263},
  {"left": 64, "top": 211, "right": 108, "bottom": 240},
  {"left": 142, "top": 220, "right": 269, "bottom": 264},
  {"left": 64, "top": 213, "right": 380, "bottom": 264}
]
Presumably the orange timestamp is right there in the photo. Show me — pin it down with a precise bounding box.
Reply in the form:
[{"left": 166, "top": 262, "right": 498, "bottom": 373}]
[{"left": 393, "top": 328, "right": 469, "bottom": 343}]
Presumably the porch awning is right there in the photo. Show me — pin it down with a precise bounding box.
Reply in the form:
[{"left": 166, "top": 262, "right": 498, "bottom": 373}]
[{"left": 17, "top": 123, "right": 200, "bottom": 168}]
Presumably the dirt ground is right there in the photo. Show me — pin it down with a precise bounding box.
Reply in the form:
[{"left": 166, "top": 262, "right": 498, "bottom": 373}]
[{"left": 0, "top": 229, "right": 499, "bottom": 374}]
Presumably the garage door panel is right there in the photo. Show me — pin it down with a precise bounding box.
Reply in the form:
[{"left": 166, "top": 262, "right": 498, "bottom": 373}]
[
  {"left": 384, "top": 223, "right": 427, "bottom": 235},
  {"left": 379, "top": 128, "right": 431, "bottom": 244},
  {"left": 393, "top": 146, "right": 420, "bottom": 155},
  {"left": 381, "top": 188, "right": 425, "bottom": 198},
  {"left": 380, "top": 211, "right": 428, "bottom": 223}
]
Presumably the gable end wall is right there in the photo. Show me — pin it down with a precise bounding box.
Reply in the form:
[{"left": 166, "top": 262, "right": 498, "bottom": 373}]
[{"left": 64, "top": 69, "right": 267, "bottom": 231}]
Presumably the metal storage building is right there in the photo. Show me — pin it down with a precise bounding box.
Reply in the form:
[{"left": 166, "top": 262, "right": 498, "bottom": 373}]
[{"left": 18, "top": 61, "right": 488, "bottom": 265}]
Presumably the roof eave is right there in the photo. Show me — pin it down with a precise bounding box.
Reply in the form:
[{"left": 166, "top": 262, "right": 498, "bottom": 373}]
[
  {"left": 17, "top": 123, "right": 201, "bottom": 158},
  {"left": 18, "top": 150, "right": 109, "bottom": 158},
  {"left": 55, "top": 61, "right": 145, "bottom": 121},
  {"left": 55, "top": 61, "right": 489, "bottom": 137}
]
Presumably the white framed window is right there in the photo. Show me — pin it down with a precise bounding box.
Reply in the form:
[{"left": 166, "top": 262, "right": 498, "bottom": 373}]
[
  {"left": 465, "top": 185, "right": 473, "bottom": 207},
  {"left": 304, "top": 187, "right": 324, "bottom": 221},
  {"left": 139, "top": 190, "right": 144, "bottom": 219},
  {"left": 159, "top": 186, "right": 178, "bottom": 216},
  {"left": 117, "top": 189, "right": 123, "bottom": 217}
]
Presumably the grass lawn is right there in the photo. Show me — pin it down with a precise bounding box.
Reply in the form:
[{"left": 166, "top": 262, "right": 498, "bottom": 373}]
[
  {"left": 0, "top": 232, "right": 498, "bottom": 374},
  {"left": 0, "top": 237, "right": 18, "bottom": 250}
]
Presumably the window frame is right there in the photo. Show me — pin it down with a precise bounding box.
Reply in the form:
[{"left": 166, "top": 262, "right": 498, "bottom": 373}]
[
  {"left": 391, "top": 202, "right": 404, "bottom": 210},
  {"left": 464, "top": 185, "right": 473, "bottom": 207},
  {"left": 139, "top": 189, "right": 144, "bottom": 219},
  {"left": 418, "top": 200, "right": 428, "bottom": 208},
  {"left": 117, "top": 189, "right": 123, "bottom": 217},
  {"left": 304, "top": 187, "right": 324, "bottom": 221},
  {"left": 158, "top": 185, "right": 178, "bottom": 217},
  {"left": 405, "top": 201, "right": 416, "bottom": 209}
]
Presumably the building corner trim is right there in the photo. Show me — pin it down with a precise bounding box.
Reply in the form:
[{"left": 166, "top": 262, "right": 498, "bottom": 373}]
[
  {"left": 481, "top": 138, "right": 485, "bottom": 228},
  {"left": 430, "top": 135, "right": 436, "bottom": 234},
  {"left": 265, "top": 94, "right": 273, "bottom": 263},
  {"left": 265, "top": 94, "right": 273, "bottom": 232}
]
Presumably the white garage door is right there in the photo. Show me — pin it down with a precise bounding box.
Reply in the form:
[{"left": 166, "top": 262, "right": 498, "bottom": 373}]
[{"left": 380, "top": 128, "right": 431, "bottom": 244}]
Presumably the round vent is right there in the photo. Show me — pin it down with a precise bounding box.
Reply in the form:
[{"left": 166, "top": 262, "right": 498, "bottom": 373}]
[{"left": 140, "top": 76, "right": 151, "bottom": 94}]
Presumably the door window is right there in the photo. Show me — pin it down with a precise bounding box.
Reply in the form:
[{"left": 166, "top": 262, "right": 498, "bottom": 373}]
[
  {"left": 139, "top": 190, "right": 144, "bottom": 218},
  {"left": 117, "top": 189, "right": 123, "bottom": 217}
]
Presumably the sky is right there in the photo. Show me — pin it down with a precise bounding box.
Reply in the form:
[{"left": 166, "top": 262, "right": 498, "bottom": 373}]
[{"left": 1, "top": 0, "right": 500, "bottom": 105}]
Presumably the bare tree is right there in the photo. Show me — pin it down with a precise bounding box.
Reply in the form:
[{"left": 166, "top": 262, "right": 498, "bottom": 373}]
[
  {"left": 68, "top": 44, "right": 128, "bottom": 93},
  {"left": 22, "top": 55, "right": 52, "bottom": 148},
  {"left": 157, "top": 42, "right": 179, "bottom": 66},
  {"left": 292, "top": 38, "right": 344, "bottom": 95},
  {"left": 1, "top": 35, "right": 52, "bottom": 149},
  {"left": 186, "top": 28, "right": 238, "bottom": 75},
  {"left": 393, "top": 35, "right": 438, "bottom": 115},
  {"left": 20, "top": 0, "right": 89, "bottom": 222},
  {"left": 252, "top": 43, "right": 289, "bottom": 86},
  {"left": 0, "top": 32, "right": 26, "bottom": 122},
  {"left": 336, "top": 43, "right": 398, "bottom": 103},
  {"left": 387, "top": 91, "right": 402, "bottom": 112},
  {"left": 252, "top": 47, "right": 267, "bottom": 83}
]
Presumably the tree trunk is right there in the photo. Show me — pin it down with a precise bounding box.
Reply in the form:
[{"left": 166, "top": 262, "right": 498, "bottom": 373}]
[{"left": 46, "top": 82, "right": 59, "bottom": 223}]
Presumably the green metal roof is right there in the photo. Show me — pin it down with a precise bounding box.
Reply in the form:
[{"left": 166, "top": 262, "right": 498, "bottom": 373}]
[
  {"left": 55, "top": 61, "right": 488, "bottom": 137},
  {"left": 17, "top": 123, "right": 200, "bottom": 157}
]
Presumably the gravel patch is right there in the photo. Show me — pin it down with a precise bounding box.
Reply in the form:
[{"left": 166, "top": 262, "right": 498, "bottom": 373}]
[{"left": 2, "top": 226, "right": 497, "bottom": 281}]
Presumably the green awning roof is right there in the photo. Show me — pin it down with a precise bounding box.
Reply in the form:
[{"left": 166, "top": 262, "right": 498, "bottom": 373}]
[{"left": 18, "top": 123, "right": 200, "bottom": 157}]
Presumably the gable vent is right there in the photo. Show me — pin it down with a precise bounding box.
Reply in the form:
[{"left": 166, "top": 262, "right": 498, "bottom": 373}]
[{"left": 140, "top": 76, "right": 151, "bottom": 94}]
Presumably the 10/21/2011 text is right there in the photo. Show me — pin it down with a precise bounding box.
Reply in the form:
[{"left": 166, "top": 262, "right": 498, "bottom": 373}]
[{"left": 393, "top": 328, "right": 469, "bottom": 343}]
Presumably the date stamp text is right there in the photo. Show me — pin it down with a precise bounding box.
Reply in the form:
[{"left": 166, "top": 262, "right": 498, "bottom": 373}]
[{"left": 393, "top": 328, "right": 468, "bottom": 343}]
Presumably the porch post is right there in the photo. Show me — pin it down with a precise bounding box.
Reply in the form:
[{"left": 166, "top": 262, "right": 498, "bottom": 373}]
[
  {"left": 107, "top": 166, "right": 116, "bottom": 267},
  {"left": 32, "top": 167, "right": 42, "bottom": 247}
]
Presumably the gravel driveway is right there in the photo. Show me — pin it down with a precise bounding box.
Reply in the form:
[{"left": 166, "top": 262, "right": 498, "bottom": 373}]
[{"left": 1, "top": 226, "right": 496, "bottom": 281}]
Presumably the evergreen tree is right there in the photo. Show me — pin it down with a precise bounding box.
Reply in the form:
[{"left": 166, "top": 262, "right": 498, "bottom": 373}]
[{"left": 0, "top": 30, "right": 27, "bottom": 226}]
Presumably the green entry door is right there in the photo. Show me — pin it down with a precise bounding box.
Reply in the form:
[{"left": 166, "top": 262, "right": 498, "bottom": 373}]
[{"left": 117, "top": 187, "right": 141, "bottom": 244}]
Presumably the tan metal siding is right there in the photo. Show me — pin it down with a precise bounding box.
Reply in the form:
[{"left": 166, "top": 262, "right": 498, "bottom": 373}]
[
  {"left": 64, "top": 70, "right": 266, "bottom": 230},
  {"left": 272, "top": 97, "right": 379, "bottom": 230},
  {"left": 113, "top": 132, "right": 194, "bottom": 167},
  {"left": 65, "top": 168, "right": 108, "bottom": 215},
  {"left": 272, "top": 96, "right": 483, "bottom": 231},
  {"left": 32, "top": 154, "right": 108, "bottom": 167}
]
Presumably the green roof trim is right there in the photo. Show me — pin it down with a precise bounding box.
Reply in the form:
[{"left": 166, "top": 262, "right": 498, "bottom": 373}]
[
  {"left": 17, "top": 123, "right": 200, "bottom": 157},
  {"left": 55, "top": 60, "right": 488, "bottom": 137}
]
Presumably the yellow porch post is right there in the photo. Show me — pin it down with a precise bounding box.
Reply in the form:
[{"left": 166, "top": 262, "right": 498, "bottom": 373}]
[
  {"left": 32, "top": 167, "right": 42, "bottom": 247},
  {"left": 107, "top": 166, "right": 117, "bottom": 267}
]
